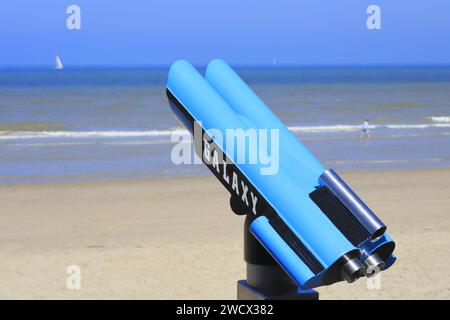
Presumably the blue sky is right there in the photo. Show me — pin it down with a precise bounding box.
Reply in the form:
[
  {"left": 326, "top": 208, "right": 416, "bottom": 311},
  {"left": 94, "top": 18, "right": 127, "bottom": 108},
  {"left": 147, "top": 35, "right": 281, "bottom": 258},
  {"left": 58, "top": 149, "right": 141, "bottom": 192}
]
[{"left": 1, "top": 0, "right": 449, "bottom": 67}]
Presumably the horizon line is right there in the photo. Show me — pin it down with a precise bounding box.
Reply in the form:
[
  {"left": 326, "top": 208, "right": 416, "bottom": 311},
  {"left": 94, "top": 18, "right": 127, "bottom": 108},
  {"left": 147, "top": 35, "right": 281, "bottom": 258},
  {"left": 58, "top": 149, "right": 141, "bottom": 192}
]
[{"left": 1, "top": 62, "right": 450, "bottom": 71}]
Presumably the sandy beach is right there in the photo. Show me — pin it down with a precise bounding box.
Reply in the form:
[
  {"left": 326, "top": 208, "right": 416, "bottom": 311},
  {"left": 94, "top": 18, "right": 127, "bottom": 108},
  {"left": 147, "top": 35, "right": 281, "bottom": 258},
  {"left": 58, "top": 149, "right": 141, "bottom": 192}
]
[{"left": 0, "top": 169, "right": 449, "bottom": 299}]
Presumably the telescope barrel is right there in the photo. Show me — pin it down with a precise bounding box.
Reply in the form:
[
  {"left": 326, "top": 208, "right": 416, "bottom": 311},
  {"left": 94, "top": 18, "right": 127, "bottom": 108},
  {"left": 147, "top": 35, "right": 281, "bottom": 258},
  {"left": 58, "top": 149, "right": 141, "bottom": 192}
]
[
  {"left": 205, "top": 59, "right": 324, "bottom": 190},
  {"left": 319, "top": 169, "right": 386, "bottom": 239}
]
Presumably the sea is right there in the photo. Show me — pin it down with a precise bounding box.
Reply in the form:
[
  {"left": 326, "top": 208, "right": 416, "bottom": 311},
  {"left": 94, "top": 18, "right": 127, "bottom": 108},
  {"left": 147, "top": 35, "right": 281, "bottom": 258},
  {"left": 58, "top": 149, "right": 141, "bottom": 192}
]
[{"left": 1, "top": 66, "right": 450, "bottom": 184}]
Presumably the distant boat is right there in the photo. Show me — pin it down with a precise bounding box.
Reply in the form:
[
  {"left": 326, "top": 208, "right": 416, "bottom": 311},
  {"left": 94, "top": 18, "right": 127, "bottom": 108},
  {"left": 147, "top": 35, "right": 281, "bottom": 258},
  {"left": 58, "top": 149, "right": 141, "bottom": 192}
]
[{"left": 55, "top": 55, "right": 64, "bottom": 70}]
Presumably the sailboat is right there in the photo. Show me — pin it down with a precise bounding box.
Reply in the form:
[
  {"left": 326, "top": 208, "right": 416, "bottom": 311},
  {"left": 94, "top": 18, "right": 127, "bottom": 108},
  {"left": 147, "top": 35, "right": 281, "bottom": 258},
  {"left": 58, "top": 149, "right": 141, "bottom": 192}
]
[{"left": 55, "top": 55, "right": 64, "bottom": 70}]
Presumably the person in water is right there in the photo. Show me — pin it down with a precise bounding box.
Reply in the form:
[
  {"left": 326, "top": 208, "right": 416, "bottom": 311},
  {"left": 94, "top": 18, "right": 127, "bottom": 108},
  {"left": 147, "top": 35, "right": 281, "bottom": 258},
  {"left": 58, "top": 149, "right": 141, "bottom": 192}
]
[{"left": 361, "top": 119, "right": 370, "bottom": 138}]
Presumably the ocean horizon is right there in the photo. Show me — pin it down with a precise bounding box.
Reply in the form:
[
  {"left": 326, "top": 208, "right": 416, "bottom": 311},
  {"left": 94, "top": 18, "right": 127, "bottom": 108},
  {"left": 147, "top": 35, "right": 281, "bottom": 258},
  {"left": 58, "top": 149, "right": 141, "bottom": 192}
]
[{"left": 1, "top": 66, "right": 450, "bottom": 184}]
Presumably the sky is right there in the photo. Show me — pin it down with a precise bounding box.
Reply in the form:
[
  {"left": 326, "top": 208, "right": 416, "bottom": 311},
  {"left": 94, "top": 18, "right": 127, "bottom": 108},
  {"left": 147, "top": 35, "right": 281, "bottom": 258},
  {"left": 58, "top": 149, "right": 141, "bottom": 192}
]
[{"left": 0, "top": 0, "right": 449, "bottom": 67}]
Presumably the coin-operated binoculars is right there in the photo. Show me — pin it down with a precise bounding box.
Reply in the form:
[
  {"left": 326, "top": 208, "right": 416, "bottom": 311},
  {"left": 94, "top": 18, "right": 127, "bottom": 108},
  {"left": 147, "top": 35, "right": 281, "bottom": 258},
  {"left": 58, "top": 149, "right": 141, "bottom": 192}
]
[{"left": 166, "top": 59, "right": 396, "bottom": 299}]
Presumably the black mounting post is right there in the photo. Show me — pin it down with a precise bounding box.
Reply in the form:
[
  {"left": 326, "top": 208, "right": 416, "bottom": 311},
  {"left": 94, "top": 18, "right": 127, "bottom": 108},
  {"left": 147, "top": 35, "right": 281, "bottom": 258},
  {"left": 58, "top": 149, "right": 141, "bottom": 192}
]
[{"left": 237, "top": 215, "right": 319, "bottom": 300}]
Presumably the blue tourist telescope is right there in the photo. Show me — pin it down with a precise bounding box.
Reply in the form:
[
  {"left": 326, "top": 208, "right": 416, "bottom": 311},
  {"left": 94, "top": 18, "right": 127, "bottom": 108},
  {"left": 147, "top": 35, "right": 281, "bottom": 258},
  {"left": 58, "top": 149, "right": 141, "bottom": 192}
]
[{"left": 166, "top": 59, "right": 396, "bottom": 299}]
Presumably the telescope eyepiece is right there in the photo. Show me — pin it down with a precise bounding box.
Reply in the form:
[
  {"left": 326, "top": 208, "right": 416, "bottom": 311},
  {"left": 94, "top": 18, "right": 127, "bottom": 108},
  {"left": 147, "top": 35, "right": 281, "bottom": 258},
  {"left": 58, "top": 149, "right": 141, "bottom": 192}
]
[
  {"left": 340, "top": 256, "right": 365, "bottom": 283},
  {"left": 363, "top": 254, "right": 385, "bottom": 278}
]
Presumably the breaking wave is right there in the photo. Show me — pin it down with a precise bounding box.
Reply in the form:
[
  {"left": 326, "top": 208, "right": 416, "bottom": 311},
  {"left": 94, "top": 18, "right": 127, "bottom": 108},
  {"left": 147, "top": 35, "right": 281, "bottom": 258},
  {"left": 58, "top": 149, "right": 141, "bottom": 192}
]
[
  {"left": 428, "top": 116, "right": 450, "bottom": 123},
  {"left": 1, "top": 120, "right": 450, "bottom": 141}
]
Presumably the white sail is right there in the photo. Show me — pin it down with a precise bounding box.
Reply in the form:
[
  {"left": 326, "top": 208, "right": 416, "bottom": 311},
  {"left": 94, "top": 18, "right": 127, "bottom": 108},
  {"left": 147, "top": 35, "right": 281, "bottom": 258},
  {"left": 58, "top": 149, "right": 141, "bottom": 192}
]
[{"left": 55, "top": 55, "right": 64, "bottom": 70}]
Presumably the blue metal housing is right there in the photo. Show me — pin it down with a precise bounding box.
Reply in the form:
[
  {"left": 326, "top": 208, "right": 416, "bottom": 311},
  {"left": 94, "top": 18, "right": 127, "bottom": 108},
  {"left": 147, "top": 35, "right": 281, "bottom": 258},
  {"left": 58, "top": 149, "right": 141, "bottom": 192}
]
[{"left": 166, "top": 59, "right": 396, "bottom": 289}]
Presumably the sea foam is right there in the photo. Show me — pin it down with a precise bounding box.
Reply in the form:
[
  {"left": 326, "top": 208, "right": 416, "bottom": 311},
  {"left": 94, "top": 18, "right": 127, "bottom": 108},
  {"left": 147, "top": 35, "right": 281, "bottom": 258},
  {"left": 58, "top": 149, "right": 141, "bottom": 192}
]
[
  {"left": 1, "top": 121, "right": 450, "bottom": 141},
  {"left": 428, "top": 116, "right": 450, "bottom": 123}
]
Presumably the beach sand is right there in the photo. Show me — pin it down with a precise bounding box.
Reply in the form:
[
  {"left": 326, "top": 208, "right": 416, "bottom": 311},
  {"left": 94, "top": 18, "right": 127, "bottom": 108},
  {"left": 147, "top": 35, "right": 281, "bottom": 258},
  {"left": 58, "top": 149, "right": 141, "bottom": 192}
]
[{"left": 0, "top": 169, "right": 449, "bottom": 299}]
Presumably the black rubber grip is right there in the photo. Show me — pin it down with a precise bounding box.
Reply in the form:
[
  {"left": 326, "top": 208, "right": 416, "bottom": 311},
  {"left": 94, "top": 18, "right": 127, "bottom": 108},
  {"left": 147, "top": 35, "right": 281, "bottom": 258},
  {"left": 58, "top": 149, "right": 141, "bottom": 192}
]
[{"left": 310, "top": 186, "right": 370, "bottom": 246}]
